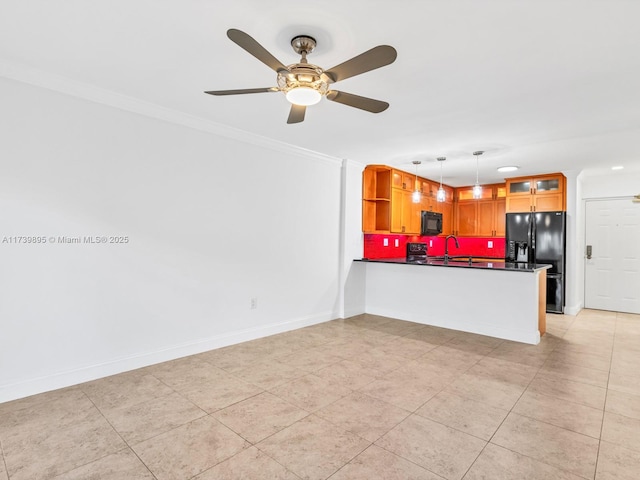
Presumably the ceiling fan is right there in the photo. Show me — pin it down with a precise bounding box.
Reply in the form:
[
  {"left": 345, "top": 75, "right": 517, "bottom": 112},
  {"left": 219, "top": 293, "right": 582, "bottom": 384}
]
[{"left": 205, "top": 29, "right": 397, "bottom": 124}]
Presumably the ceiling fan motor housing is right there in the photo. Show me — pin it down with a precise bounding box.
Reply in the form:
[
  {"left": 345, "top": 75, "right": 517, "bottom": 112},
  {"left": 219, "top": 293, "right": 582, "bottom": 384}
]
[
  {"left": 290, "top": 35, "right": 317, "bottom": 56},
  {"left": 277, "top": 63, "right": 329, "bottom": 98}
]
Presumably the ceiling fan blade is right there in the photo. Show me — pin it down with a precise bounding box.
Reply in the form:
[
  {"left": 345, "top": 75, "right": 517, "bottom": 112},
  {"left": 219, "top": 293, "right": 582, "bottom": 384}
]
[
  {"left": 204, "top": 87, "right": 278, "bottom": 96},
  {"left": 227, "top": 29, "right": 289, "bottom": 74},
  {"left": 326, "top": 90, "right": 389, "bottom": 113},
  {"left": 323, "top": 45, "right": 397, "bottom": 83},
  {"left": 287, "top": 104, "right": 306, "bottom": 124}
]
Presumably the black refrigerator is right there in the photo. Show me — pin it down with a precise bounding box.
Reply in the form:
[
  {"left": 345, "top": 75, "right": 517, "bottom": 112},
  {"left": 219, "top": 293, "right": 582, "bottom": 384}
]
[{"left": 505, "top": 211, "right": 566, "bottom": 314}]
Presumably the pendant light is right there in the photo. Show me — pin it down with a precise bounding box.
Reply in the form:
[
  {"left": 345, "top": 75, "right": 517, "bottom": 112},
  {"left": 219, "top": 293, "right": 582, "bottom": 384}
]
[
  {"left": 412, "top": 160, "right": 422, "bottom": 203},
  {"left": 436, "top": 157, "right": 446, "bottom": 202},
  {"left": 472, "top": 150, "right": 484, "bottom": 199}
]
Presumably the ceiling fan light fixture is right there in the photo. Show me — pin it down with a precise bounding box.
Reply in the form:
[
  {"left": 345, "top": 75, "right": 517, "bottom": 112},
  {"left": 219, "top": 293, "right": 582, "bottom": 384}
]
[{"left": 286, "top": 86, "right": 322, "bottom": 106}]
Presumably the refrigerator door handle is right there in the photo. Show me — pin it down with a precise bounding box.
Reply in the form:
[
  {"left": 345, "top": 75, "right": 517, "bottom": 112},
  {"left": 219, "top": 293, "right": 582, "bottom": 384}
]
[{"left": 531, "top": 214, "right": 537, "bottom": 262}]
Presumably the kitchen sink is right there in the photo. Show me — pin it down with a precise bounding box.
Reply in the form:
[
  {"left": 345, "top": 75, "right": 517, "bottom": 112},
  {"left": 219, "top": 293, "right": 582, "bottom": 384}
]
[{"left": 426, "top": 256, "right": 485, "bottom": 265}]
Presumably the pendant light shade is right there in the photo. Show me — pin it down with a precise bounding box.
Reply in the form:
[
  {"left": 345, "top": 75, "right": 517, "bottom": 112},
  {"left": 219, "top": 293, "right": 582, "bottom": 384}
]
[
  {"left": 412, "top": 160, "right": 421, "bottom": 203},
  {"left": 436, "top": 157, "right": 446, "bottom": 202},
  {"left": 472, "top": 151, "right": 483, "bottom": 199}
]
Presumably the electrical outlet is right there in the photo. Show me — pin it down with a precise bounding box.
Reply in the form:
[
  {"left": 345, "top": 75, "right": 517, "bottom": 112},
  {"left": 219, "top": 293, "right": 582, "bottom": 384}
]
[
  {"left": 429, "top": 240, "right": 433, "bottom": 247},
  {"left": 488, "top": 241, "right": 493, "bottom": 248},
  {"left": 383, "top": 238, "right": 388, "bottom": 246},
  {"left": 250, "top": 297, "right": 258, "bottom": 309},
  {"left": 394, "top": 239, "right": 399, "bottom": 247}
]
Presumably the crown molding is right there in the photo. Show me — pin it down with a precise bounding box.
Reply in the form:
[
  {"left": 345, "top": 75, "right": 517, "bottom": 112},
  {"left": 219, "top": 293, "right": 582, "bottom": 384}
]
[{"left": 0, "top": 60, "right": 342, "bottom": 167}]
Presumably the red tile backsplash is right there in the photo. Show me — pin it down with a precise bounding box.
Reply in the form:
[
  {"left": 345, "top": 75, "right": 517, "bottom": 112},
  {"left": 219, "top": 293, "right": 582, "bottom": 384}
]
[{"left": 363, "top": 234, "right": 505, "bottom": 259}]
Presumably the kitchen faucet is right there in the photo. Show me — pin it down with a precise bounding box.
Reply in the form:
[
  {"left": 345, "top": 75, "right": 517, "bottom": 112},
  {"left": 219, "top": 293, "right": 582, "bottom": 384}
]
[{"left": 444, "top": 235, "right": 459, "bottom": 262}]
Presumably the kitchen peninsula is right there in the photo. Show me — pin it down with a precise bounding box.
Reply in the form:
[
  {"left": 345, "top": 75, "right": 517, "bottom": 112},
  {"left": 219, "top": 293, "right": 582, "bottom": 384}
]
[{"left": 354, "top": 258, "right": 549, "bottom": 345}]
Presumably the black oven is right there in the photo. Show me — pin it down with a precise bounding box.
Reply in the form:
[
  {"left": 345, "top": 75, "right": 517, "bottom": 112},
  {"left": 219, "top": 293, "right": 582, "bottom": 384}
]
[
  {"left": 406, "top": 242, "right": 428, "bottom": 262},
  {"left": 420, "top": 211, "right": 443, "bottom": 236}
]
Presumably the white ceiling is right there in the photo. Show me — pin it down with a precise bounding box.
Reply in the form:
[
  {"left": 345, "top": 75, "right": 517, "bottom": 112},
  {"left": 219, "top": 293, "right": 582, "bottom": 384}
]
[{"left": 2, "top": 0, "right": 640, "bottom": 186}]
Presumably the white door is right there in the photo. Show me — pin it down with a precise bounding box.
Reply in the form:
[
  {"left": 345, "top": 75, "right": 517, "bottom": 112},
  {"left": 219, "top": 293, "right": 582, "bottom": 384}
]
[{"left": 585, "top": 198, "right": 640, "bottom": 313}]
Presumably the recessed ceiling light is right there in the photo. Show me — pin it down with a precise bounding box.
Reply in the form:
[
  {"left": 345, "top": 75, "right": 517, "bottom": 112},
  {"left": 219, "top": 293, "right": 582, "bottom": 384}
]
[
  {"left": 497, "top": 166, "right": 519, "bottom": 172},
  {"left": 611, "top": 165, "right": 624, "bottom": 170}
]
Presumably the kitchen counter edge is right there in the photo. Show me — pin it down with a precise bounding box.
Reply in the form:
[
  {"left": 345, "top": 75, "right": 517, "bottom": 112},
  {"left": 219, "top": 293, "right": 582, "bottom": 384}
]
[{"left": 355, "top": 257, "right": 551, "bottom": 272}]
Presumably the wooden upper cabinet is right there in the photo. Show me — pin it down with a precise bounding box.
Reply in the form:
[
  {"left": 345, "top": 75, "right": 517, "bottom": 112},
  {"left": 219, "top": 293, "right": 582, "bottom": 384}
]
[
  {"left": 392, "top": 169, "right": 416, "bottom": 190},
  {"left": 453, "top": 183, "right": 507, "bottom": 237},
  {"left": 505, "top": 173, "right": 566, "bottom": 212},
  {"left": 363, "top": 165, "right": 391, "bottom": 200},
  {"left": 362, "top": 166, "right": 392, "bottom": 233},
  {"left": 456, "top": 202, "right": 478, "bottom": 236},
  {"left": 477, "top": 201, "right": 496, "bottom": 237},
  {"left": 457, "top": 186, "right": 494, "bottom": 202},
  {"left": 494, "top": 198, "right": 506, "bottom": 236},
  {"left": 362, "top": 165, "right": 455, "bottom": 235},
  {"left": 454, "top": 200, "right": 504, "bottom": 237},
  {"left": 391, "top": 189, "right": 420, "bottom": 234},
  {"left": 437, "top": 201, "right": 454, "bottom": 236}
]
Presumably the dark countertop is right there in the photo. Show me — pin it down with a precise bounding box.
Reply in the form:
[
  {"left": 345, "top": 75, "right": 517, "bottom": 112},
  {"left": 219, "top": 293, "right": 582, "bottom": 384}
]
[{"left": 355, "top": 257, "right": 552, "bottom": 272}]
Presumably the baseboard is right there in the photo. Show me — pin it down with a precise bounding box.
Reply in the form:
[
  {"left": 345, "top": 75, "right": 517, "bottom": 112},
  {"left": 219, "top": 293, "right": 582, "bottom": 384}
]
[
  {"left": 564, "top": 302, "right": 583, "bottom": 316},
  {"left": 0, "top": 311, "right": 336, "bottom": 404},
  {"left": 340, "top": 307, "right": 366, "bottom": 320}
]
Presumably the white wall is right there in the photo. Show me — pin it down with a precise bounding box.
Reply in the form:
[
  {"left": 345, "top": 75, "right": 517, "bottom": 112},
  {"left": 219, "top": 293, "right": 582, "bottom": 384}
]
[
  {"left": 581, "top": 170, "right": 640, "bottom": 199},
  {"left": 563, "top": 171, "right": 581, "bottom": 315},
  {"left": 0, "top": 77, "right": 343, "bottom": 402},
  {"left": 339, "top": 159, "right": 366, "bottom": 318}
]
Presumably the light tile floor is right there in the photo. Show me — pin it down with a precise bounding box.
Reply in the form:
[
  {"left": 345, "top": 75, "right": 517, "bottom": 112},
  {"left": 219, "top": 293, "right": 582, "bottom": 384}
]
[{"left": 1, "top": 309, "right": 639, "bottom": 479}]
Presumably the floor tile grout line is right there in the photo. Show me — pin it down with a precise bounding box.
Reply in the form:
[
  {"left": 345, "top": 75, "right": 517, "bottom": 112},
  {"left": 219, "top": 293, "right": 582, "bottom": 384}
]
[
  {"left": 502, "top": 391, "right": 604, "bottom": 440},
  {"left": 86, "top": 375, "right": 274, "bottom": 477},
  {"left": 0, "top": 438, "right": 8, "bottom": 479},
  {"left": 4, "top": 312, "right": 637, "bottom": 479},
  {"left": 463, "top": 312, "right": 607, "bottom": 480},
  {"left": 250, "top": 411, "right": 362, "bottom": 480},
  {"left": 40, "top": 390, "right": 160, "bottom": 480},
  {"left": 368, "top": 441, "right": 448, "bottom": 479},
  {"left": 460, "top": 351, "right": 547, "bottom": 480},
  {"left": 186, "top": 430, "right": 303, "bottom": 480},
  {"left": 592, "top": 312, "right": 621, "bottom": 479}
]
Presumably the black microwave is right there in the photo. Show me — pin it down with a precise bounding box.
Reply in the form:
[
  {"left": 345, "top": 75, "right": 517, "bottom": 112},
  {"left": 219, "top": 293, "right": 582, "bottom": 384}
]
[{"left": 420, "top": 211, "right": 443, "bottom": 236}]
